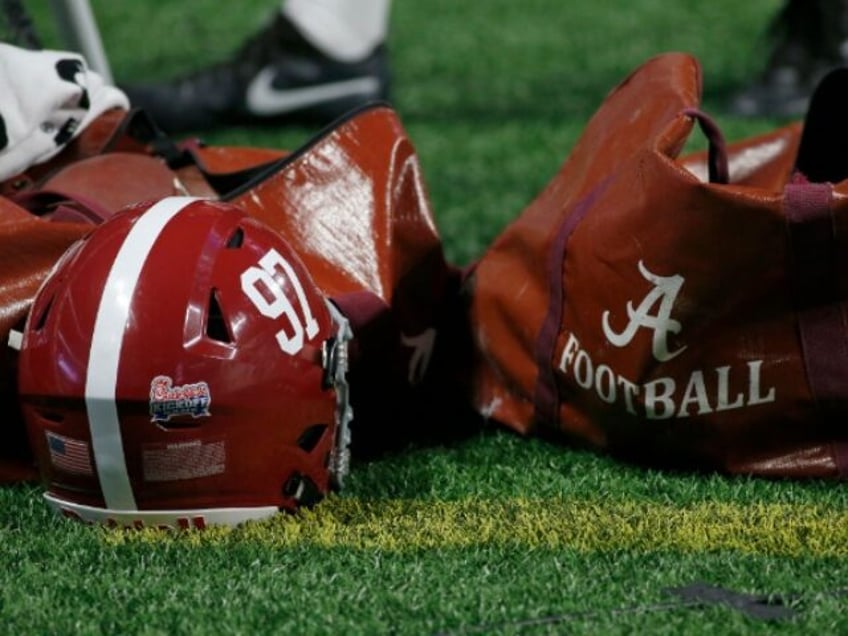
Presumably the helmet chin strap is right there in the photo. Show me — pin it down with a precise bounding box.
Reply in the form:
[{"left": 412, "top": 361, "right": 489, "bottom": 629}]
[{"left": 323, "top": 299, "right": 353, "bottom": 489}]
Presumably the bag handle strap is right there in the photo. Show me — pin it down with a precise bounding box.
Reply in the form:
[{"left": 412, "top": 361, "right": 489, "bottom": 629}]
[{"left": 681, "top": 108, "right": 729, "bottom": 185}]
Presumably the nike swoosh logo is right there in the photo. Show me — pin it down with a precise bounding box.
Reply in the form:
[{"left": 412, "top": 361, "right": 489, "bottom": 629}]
[{"left": 245, "top": 66, "right": 380, "bottom": 116}]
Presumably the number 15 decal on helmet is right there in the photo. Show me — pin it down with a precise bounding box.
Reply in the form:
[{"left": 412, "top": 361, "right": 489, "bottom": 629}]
[{"left": 17, "top": 197, "right": 353, "bottom": 528}]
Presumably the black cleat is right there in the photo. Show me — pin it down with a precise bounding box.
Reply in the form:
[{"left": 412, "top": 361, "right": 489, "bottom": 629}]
[
  {"left": 728, "top": 0, "right": 848, "bottom": 118},
  {"left": 121, "top": 12, "right": 390, "bottom": 133},
  {"left": 729, "top": 63, "right": 826, "bottom": 119}
]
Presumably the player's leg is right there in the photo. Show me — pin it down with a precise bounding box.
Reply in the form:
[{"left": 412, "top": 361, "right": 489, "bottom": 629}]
[
  {"left": 730, "top": 0, "right": 848, "bottom": 117},
  {"left": 122, "top": 0, "right": 392, "bottom": 133}
]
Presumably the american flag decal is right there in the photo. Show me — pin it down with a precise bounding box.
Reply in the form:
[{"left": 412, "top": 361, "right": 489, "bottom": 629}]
[{"left": 46, "top": 432, "right": 93, "bottom": 476}]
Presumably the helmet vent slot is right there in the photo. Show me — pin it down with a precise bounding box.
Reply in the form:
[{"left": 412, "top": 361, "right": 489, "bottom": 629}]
[
  {"left": 283, "top": 473, "right": 323, "bottom": 507},
  {"left": 225, "top": 227, "right": 244, "bottom": 249},
  {"left": 206, "top": 289, "right": 232, "bottom": 343},
  {"left": 297, "top": 424, "right": 328, "bottom": 453}
]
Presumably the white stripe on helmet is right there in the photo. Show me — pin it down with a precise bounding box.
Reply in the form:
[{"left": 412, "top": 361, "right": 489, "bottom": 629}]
[{"left": 85, "top": 196, "right": 201, "bottom": 511}]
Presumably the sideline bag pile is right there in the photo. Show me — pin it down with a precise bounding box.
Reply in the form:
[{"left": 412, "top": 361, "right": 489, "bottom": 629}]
[{"left": 468, "top": 53, "right": 848, "bottom": 478}]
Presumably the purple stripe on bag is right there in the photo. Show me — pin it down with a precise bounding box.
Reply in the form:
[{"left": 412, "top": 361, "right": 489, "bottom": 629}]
[
  {"left": 785, "top": 184, "right": 848, "bottom": 463},
  {"left": 533, "top": 180, "right": 610, "bottom": 426},
  {"left": 795, "top": 303, "right": 848, "bottom": 402},
  {"left": 785, "top": 183, "right": 838, "bottom": 308}
]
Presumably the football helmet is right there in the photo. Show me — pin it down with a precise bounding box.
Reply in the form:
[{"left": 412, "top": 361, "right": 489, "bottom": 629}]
[{"left": 17, "top": 196, "right": 352, "bottom": 528}]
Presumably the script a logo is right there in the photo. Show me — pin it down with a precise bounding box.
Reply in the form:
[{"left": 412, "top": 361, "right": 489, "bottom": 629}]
[
  {"left": 602, "top": 260, "right": 687, "bottom": 361},
  {"left": 559, "top": 260, "right": 776, "bottom": 419}
]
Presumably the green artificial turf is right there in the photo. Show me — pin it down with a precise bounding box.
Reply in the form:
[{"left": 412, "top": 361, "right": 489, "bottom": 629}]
[
  {"left": 4, "top": 1, "right": 846, "bottom": 634},
  {"left": 3, "top": 433, "right": 848, "bottom": 634}
]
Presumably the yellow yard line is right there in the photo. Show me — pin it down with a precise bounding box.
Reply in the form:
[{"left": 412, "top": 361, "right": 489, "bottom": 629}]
[{"left": 104, "top": 496, "right": 848, "bottom": 557}]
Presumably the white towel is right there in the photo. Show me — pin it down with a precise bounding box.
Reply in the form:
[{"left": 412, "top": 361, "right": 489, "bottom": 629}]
[{"left": 0, "top": 43, "right": 129, "bottom": 182}]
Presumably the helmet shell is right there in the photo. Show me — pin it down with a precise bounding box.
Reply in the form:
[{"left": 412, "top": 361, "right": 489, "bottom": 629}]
[{"left": 19, "top": 197, "right": 349, "bottom": 527}]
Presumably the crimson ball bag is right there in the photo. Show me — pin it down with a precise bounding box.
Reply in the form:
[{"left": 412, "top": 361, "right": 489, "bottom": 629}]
[
  {"left": 226, "top": 105, "right": 469, "bottom": 453},
  {"left": 468, "top": 52, "right": 848, "bottom": 478}
]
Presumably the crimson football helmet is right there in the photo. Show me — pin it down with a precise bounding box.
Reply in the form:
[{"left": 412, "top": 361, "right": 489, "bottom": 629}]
[{"left": 17, "top": 196, "right": 352, "bottom": 528}]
